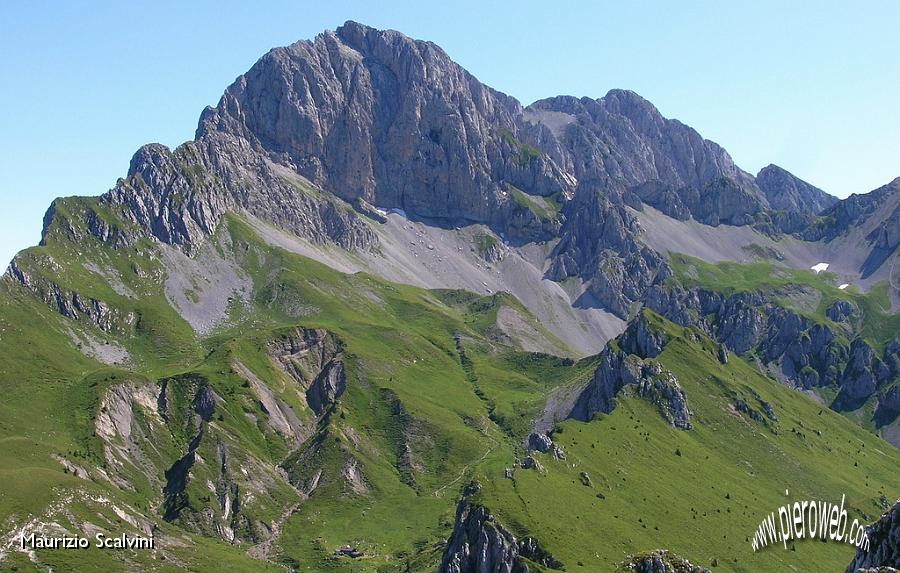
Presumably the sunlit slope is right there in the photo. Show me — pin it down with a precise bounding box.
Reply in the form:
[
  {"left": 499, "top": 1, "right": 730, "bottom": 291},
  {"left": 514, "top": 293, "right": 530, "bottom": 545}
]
[
  {"left": 0, "top": 208, "right": 895, "bottom": 572},
  {"left": 469, "top": 315, "right": 898, "bottom": 572}
]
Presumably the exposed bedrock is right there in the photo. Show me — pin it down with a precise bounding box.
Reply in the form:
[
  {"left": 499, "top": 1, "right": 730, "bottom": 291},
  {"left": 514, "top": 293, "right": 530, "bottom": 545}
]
[
  {"left": 845, "top": 500, "right": 900, "bottom": 573},
  {"left": 644, "top": 285, "right": 899, "bottom": 416},
  {"left": 440, "top": 484, "right": 563, "bottom": 573}
]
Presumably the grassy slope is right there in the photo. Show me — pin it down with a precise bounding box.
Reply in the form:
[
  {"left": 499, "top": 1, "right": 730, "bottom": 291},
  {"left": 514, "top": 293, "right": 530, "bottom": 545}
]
[
  {"left": 471, "top": 316, "right": 899, "bottom": 572},
  {"left": 0, "top": 210, "right": 535, "bottom": 571},
  {"left": 225, "top": 218, "right": 586, "bottom": 571},
  {"left": 0, "top": 210, "right": 896, "bottom": 572}
]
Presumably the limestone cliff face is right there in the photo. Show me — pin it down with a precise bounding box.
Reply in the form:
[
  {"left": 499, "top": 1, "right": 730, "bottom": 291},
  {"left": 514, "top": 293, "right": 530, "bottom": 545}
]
[
  {"left": 756, "top": 164, "right": 837, "bottom": 215},
  {"left": 845, "top": 500, "right": 900, "bottom": 573},
  {"left": 196, "top": 21, "right": 569, "bottom": 242},
  {"left": 440, "top": 484, "right": 563, "bottom": 573}
]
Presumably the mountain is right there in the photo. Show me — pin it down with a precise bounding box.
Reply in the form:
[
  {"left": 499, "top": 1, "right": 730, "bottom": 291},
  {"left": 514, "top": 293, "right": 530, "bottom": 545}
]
[
  {"left": 0, "top": 21, "right": 897, "bottom": 573},
  {"left": 756, "top": 163, "right": 837, "bottom": 214}
]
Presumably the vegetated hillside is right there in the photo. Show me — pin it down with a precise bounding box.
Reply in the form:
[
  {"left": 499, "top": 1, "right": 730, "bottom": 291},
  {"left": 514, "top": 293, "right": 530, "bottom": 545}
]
[
  {"left": 658, "top": 254, "right": 900, "bottom": 445},
  {"left": 467, "top": 319, "right": 898, "bottom": 571},
  {"left": 0, "top": 209, "right": 587, "bottom": 571},
  {"left": 0, "top": 207, "right": 897, "bottom": 572}
]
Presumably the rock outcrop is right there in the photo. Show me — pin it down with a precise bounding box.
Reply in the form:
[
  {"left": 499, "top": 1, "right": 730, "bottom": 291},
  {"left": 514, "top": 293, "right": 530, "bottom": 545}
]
[
  {"left": 440, "top": 484, "right": 562, "bottom": 573},
  {"left": 7, "top": 254, "right": 136, "bottom": 335},
  {"left": 619, "top": 311, "right": 668, "bottom": 358},
  {"left": 569, "top": 346, "right": 692, "bottom": 430},
  {"left": 827, "top": 299, "right": 858, "bottom": 323},
  {"left": 620, "top": 549, "right": 711, "bottom": 573},
  {"left": 834, "top": 338, "right": 891, "bottom": 409},
  {"left": 568, "top": 310, "right": 692, "bottom": 428},
  {"left": 644, "top": 282, "right": 899, "bottom": 439},
  {"left": 547, "top": 187, "right": 667, "bottom": 317},
  {"left": 92, "top": 374, "right": 291, "bottom": 544},
  {"left": 636, "top": 367, "right": 693, "bottom": 430},
  {"left": 845, "top": 501, "right": 900, "bottom": 573},
  {"left": 526, "top": 432, "right": 553, "bottom": 453},
  {"left": 267, "top": 327, "right": 346, "bottom": 415}
]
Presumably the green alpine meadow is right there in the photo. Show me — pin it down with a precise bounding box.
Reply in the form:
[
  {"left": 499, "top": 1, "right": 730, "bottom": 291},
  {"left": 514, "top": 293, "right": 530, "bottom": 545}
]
[{"left": 1, "top": 21, "right": 897, "bottom": 573}]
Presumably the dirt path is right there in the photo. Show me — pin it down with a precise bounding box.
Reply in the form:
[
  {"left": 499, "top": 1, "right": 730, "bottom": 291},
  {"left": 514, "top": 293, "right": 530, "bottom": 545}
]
[
  {"left": 432, "top": 438, "right": 497, "bottom": 497},
  {"left": 247, "top": 499, "right": 303, "bottom": 562},
  {"left": 247, "top": 468, "right": 314, "bottom": 563}
]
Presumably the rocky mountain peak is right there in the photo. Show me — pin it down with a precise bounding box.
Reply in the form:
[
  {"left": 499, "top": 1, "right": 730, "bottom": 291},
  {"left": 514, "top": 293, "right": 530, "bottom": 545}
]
[
  {"left": 534, "top": 89, "right": 748, "bottom": 187},
  {"left": 597, "top": 88, "right": 665, "bottom": 124},
  {"left": 756, "top": 163, "right": 837, "bottom": 214},
  {"left": 34, "top": 22, "right": 899, "bottom": 319},
  {"left": 94, "top": 21, "right": 874, "bottom": 264},
  {"left": 191, "top": 20, "right": 567, "bottom": 243}
]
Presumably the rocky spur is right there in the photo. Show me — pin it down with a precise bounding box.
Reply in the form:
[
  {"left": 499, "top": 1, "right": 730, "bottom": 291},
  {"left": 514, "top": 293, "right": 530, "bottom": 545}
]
[{"left": 21, "top": 532, "right": 154, "bottom": 550}]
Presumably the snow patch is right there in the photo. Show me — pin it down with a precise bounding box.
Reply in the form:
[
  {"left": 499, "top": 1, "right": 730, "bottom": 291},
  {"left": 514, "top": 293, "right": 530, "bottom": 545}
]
[{"left": 811, "top": 262, "right": 830, "bottom": 274}]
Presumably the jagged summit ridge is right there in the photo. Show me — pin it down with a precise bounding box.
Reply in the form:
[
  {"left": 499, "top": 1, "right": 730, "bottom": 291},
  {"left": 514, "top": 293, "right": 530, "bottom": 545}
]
[
  {"left": 527, "top": 88, "right": 754, "bottom": 193},
  {"left": 32, "top": 21, "right": 900, "bottom": 318}
]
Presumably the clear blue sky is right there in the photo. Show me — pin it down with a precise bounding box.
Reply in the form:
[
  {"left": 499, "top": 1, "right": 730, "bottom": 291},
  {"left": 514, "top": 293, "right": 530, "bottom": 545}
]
[{"left": 2, "top": 1, "right": 898, "bottom": 266}]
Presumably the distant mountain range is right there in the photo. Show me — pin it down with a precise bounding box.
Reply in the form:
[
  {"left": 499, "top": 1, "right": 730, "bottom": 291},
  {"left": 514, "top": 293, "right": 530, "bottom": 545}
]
[{"left": 1, "top": 21, "right": 897, "bottom": 573}]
